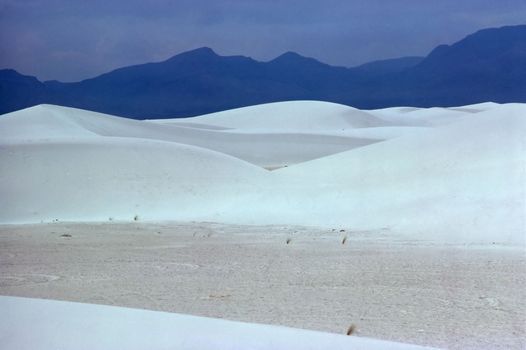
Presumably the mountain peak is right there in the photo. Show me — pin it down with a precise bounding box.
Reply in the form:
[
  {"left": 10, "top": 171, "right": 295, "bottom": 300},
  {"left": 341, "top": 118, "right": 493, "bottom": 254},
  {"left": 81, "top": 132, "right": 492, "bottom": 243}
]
[
  {"left": 0, "top": 69, "right": 41, "bottom": 83},
  {"left": 278, "top": 51, "right": 303, "bottom": 58},
  {"left": 415, "top": 24, "right": 526, "bottom": 72},
  {"left": 188, "top": 47, "right": 217, "bottom": 55},
  {"left": 468, "top": 24, "right": 526, "bottom": 39},
  {"left": 273, "top": 51, "right": 306, "bottom": 60},
  {"left": 0, "top": 69, "right": 24, "bottom": 77},
  {"left": 270, "top": 51, "right": 323, "bottom": 66},
  {"left": 167, "top": 47, "right": 219, "bottom": 61}
]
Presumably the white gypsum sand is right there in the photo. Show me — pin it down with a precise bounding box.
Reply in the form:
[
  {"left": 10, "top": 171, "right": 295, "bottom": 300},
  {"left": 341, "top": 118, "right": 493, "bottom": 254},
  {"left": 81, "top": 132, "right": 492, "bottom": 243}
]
[
  {"left": 0, "top": 223, "right": 523, "bottom": 349},
  {"left": 0, "top": 100, "right": 524, "bottom": 349},
  {"left": 0, "top": 295, "right": 438, "bottom": 350},
  {"left": 1, "top": 101, "right": 523, "bottom": 244},
  {"left": 0, "top": 103, "right": 382, "bottom": 169}
]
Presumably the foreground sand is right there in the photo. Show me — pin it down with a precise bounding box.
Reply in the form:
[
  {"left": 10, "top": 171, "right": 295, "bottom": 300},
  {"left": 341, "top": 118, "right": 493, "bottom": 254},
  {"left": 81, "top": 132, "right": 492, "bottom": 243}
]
[
  {"left": 1, "top": 222, "right": 524, "bottom": 349},
  {"left": 1, "top": 297, "right": 437, "bottom": 350}
]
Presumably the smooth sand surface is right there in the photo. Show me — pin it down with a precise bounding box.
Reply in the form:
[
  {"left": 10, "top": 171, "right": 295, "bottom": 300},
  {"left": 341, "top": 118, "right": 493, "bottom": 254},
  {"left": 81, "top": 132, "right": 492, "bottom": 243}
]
[
  {"left": 1, "top": 297, "right": 438, "bottom": 350},
  {"left": 153, "top": 100, "right": 390, "bottom": 130},
  {"left": 1, "top": 222, "right": 524, "bottom": 350},
  {"left": 0, "top": 103, "right": 383, "bottom": 169}
]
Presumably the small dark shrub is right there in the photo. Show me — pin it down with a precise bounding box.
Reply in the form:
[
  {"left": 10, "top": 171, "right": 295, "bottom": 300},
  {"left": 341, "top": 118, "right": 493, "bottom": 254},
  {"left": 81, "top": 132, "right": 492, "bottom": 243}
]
[{"left": 346, "top": 324, "right": 356, "bottom": 335}]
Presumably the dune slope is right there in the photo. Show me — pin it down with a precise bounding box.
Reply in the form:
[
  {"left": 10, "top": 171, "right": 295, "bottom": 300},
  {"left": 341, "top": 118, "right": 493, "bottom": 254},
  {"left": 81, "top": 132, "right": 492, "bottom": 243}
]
[
  {"left": 153, "top": 100, "right": 391, "bottom": 130},
  {"left": 0, "top": 104, "right": 384, "bottom": 168},
  {"left": 0, "top": 296, "right": 437, "bottom": 350},
  {"left": 249, "top": 104, "right": 525, "bottom": 243},
  {"left": 0, "top": 137, "right": 267, "bottom": 223}
]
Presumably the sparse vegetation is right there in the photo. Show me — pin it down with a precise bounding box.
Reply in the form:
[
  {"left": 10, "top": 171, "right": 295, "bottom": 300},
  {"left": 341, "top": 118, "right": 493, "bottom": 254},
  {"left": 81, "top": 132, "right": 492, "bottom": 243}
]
[{"left": 208, "top": 294, "right": 232, "bottom": 299}]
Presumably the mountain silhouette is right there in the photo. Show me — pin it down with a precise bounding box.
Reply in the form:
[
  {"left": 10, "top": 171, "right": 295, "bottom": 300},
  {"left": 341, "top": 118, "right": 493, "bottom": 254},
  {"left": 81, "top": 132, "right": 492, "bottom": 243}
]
[{"left": 1, "top": 25, "right": 525, "bottom": 118}]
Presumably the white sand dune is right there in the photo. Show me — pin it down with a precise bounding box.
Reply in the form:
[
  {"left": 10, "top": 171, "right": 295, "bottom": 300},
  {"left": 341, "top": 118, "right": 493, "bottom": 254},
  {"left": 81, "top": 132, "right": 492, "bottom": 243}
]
[
  {"left": 368, "top": 107, "right": 473, "bottom": 127},
  {"left": 0, "top": 296, "right": 437, "bottom": 350},
  {"left": 448, "top": 101, "right": 501, "bottom": 113},
  {"left": 243, "top": 103, "right": 525, "bottom": 244},
  {"left": 0, "top": 137, "right": 267, "bottom": 223},
  {"left": 0, "top": 101, "right": 524, "bottom": 244},
  {"left": 0, "top": 105, "right": 99, "bottom": 139},
  {"left": 367, "top": 102, "right": 500, "bottom": 127},
  {"left": 158, "top": 102, "right": 526, "bottom": 244},
  {"left": 153, "top": 100, "right": 391, "bottom": 130},
  {"left": 0, "top": 104, "right": 381, "bottom": 168},
  {"left": 154, "top": 101, "right": 429, "bottom": 142}
]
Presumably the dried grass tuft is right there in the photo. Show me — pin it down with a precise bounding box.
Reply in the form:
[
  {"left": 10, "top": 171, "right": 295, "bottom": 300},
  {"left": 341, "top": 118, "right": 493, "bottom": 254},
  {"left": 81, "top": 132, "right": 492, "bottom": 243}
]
[{"left": 346, "top": 324, "right": 356, "bottom": 336}]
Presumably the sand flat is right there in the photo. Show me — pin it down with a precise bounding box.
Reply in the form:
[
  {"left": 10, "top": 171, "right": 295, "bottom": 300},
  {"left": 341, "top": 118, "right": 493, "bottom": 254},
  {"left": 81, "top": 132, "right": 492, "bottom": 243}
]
[{"left": 0, "top": 222, "right": 524, "bottom": 350}]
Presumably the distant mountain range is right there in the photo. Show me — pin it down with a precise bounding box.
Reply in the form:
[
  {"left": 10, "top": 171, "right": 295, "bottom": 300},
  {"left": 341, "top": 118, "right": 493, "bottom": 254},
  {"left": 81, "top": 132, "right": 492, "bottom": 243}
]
[{"left": 1, "top": 25, "right": 525, "bottom": 119}]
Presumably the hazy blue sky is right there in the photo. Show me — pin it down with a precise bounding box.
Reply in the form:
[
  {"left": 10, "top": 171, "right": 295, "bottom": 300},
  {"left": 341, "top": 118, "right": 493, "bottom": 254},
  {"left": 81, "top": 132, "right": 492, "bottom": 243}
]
[{"left": 1, "top": 0, "right": 525, "bottom": 81}]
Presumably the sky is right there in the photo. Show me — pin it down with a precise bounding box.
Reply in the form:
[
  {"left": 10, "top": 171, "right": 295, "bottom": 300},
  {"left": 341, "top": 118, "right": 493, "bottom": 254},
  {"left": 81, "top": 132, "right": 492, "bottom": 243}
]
[{"left": 1, "top": 0, "right": 525, "bottom": 82}]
